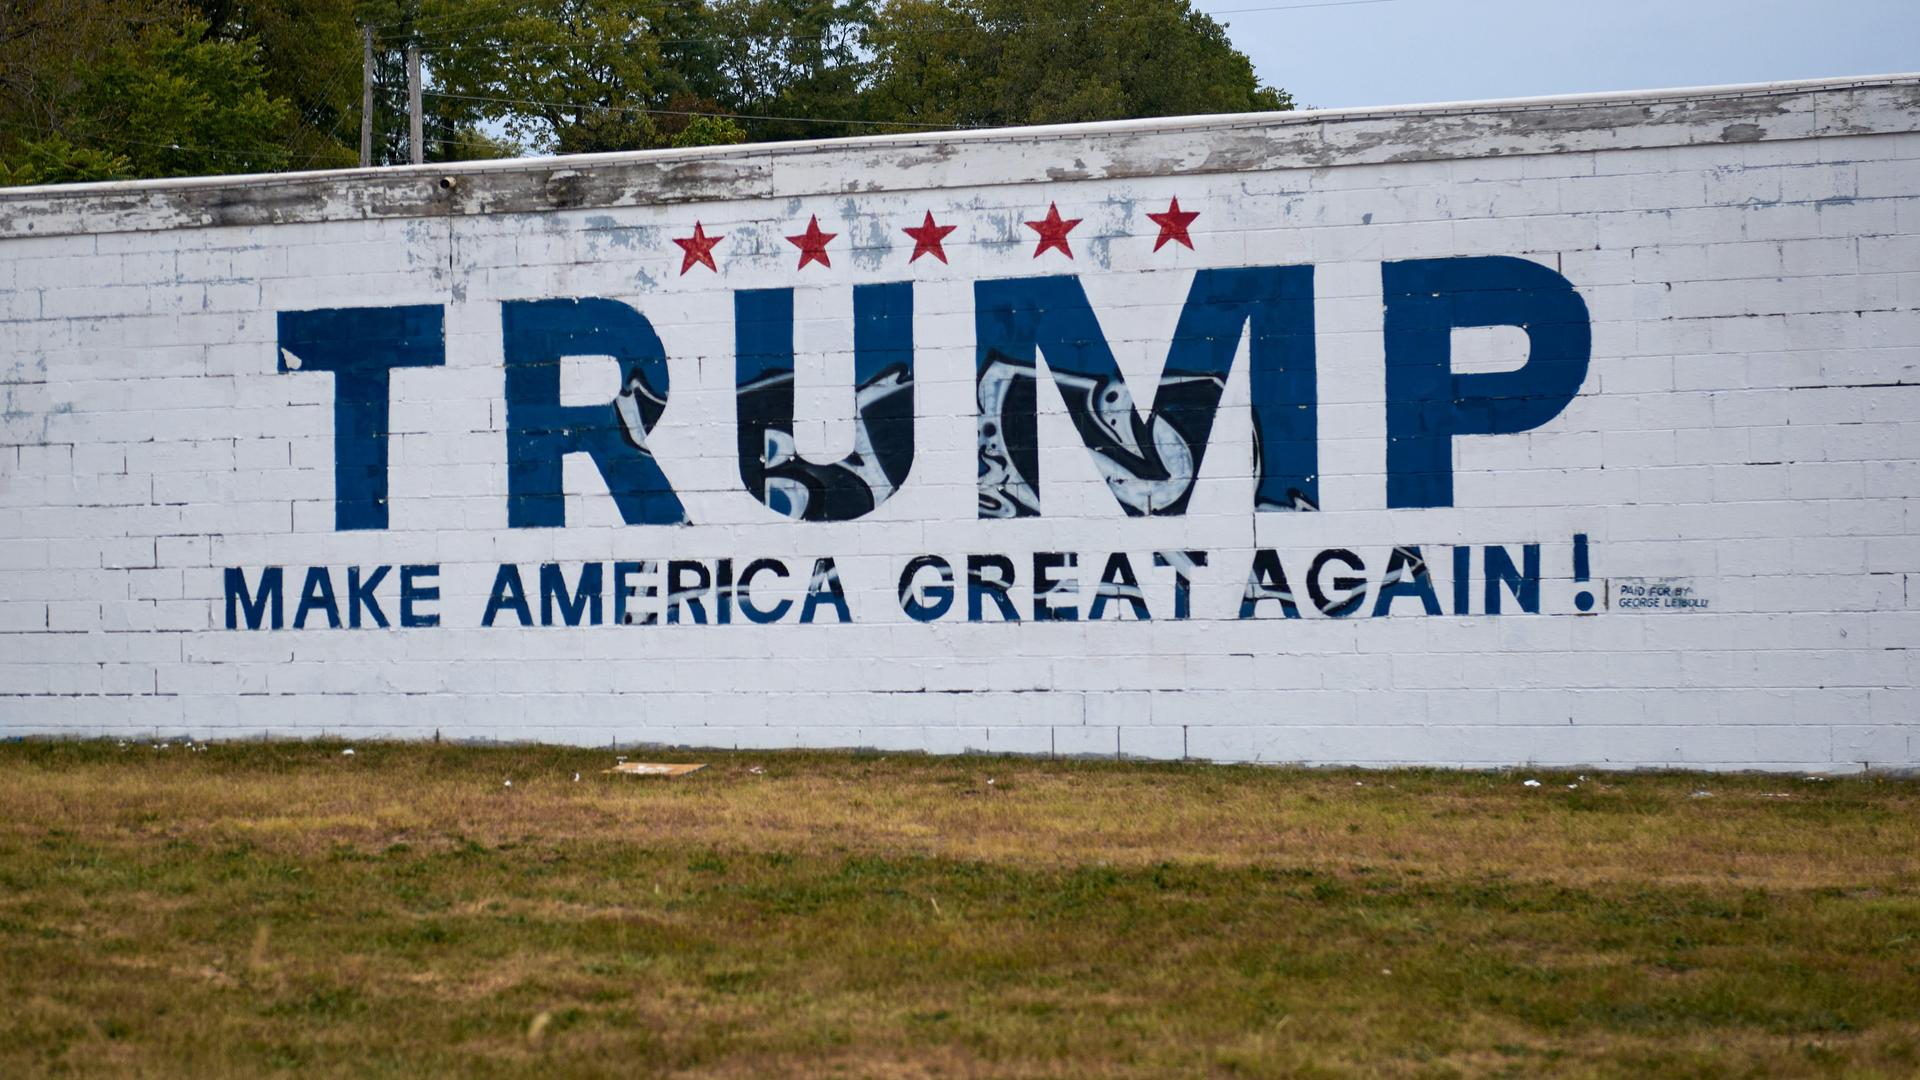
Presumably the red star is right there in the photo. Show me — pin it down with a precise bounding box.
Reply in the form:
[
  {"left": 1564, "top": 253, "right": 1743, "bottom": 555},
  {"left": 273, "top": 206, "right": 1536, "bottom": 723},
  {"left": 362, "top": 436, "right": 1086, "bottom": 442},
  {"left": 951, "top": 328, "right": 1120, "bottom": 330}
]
[
  {"left": 786, "top": 214, "right": 837, "bottom": 270},
  {"left": 1147, "top": 197, "right": 1200, "bottom": 252},
  {"left": 903, "top": 211, "right": 957, "bottom": 264},
  {"left": 672, "top": 221, "right": 723, "bottom": 275},
  {"left": 1025, "top": 202, "right": 1081, "bottom": 260}
]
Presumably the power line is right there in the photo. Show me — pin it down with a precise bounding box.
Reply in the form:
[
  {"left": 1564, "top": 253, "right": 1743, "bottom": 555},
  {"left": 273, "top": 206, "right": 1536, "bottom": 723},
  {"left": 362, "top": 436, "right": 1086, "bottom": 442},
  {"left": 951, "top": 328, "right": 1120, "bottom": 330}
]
[
  {"left": 424, "top": 90, "right": 966, "bottom": 130},
  {"left": 4, "top": 0, "right": 1393, "bottom": 178},
  {"left": 416, "top": 29, "right": 852, "bottom": 54},
  {"left": 401, "top": 0, "right": 1404, "bottom": 46},
  {"left": 379, "top": 0, "right": 1388, "bottom": 147},
  {"left": 1198, "top": 0, "right": 1399, "bottom": 15},
  {"left": 291, "top": 58, "right": 369, "bottom": 169},
  {"left": 0, "top": 118, "right": 303, "bottom": 168},
  {"left": 418, "top": 38, "right": 653, "bottom": 57},
  {"left": 368, "top": 0, "right": 725, "bottom": 36},
  {"left": 408, "top": 13, "right": 640, "bottom": 44},
  {"left": 361, "top": 1, "right": 532, "bottom": 36}
]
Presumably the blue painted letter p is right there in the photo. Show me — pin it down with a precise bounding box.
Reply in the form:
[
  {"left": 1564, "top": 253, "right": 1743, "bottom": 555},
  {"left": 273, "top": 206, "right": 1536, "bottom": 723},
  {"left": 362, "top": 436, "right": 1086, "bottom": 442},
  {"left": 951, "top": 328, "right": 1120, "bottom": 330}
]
[{"left": 1383, "top": 256, "right": 1590, "bottom": 508}]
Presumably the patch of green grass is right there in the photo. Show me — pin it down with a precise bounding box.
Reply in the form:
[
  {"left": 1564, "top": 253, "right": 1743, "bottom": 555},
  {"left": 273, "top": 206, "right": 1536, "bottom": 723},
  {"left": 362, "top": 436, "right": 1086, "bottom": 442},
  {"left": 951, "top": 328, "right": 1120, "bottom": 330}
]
[{"left": 0, "top": 739, "right": 1915, "bottom": 1076}]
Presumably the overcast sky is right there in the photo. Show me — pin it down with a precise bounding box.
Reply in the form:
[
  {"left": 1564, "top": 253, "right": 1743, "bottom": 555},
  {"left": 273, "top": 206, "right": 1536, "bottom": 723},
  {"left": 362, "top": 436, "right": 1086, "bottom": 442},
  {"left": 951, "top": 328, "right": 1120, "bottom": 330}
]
[{"left": 1191, "top": 0, "right": 1919, "bottom": 109}]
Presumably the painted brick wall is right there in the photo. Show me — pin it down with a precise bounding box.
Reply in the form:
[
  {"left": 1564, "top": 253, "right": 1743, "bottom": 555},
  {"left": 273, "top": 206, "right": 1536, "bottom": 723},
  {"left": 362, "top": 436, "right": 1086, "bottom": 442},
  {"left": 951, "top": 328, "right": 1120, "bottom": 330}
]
[{"left": 3, "top": 76, "right": 1917, "bottom": 770}]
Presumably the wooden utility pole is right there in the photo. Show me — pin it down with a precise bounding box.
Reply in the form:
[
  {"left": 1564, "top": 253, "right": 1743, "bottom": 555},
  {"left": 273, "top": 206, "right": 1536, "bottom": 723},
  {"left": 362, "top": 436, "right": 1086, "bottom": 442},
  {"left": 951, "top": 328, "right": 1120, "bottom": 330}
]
[
  {"left": 406, "top": 44, "right": 424, "bottom": 166},
  {"left": 360, "top": 26, "right": 375, "bottom": 167}
]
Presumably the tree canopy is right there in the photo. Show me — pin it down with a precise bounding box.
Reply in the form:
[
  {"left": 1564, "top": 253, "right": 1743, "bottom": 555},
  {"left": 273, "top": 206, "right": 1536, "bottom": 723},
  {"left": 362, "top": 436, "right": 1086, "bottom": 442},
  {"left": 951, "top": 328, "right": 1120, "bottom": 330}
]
[{"left": 0, "top": 0, "right": 1292, "bottom": 185}]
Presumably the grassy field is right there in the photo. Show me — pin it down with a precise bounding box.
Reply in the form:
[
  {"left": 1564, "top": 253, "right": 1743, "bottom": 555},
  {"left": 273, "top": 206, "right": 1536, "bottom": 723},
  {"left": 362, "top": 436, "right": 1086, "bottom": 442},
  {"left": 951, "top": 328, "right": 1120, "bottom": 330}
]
[{"left": 0, "top": 741, "right": 1916, "bottom": 1077}]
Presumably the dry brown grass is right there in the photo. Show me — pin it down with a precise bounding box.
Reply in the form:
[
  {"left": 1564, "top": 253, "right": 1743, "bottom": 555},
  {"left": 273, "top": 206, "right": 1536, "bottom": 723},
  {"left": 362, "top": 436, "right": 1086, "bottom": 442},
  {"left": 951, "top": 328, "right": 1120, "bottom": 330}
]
[{"left": 1, "top": 739, "right": 1916, "bottom": 1077}]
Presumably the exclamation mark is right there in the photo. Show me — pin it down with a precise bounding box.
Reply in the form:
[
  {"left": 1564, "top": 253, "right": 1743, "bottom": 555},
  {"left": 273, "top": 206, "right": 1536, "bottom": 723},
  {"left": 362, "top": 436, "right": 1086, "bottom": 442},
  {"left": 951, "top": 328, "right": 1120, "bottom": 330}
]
[{"left": 1572, "top": 534, "right": 1595, "bottom": 612}]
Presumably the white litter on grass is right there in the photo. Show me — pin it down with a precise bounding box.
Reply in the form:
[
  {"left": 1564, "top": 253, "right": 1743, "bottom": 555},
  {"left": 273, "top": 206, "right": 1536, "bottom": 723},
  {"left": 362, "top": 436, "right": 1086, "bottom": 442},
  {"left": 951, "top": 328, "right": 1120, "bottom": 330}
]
[
  {"left": 573, "top": 772, "right": 581, "bottom": 782},
  {"left": 341, "top": 748, "right": 355, "bottom": 756},
  {"left": 1690, "top": 790, "right": 1713, "bottom": 799},
  {"left": 1522, "top": 779, "right": 1542, "bottom": 788},
  {"left": 607, "top": 763, "right": 706, "bottom": 777},
  {"left": 749, "top": 766, "right": 765, "bottom": 775},
  {"left": 504, "top": 779, "right": 513, "bottom": 788},
  {"left": 1567, "top": 784, "right": 1579, "bottom": 790}
]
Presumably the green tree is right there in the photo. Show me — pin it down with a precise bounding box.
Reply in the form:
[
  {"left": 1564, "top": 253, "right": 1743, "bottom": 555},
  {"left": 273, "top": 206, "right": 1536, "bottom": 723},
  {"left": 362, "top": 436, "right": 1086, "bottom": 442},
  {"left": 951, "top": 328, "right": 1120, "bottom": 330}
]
[
  {"left": 0, "top": 133, "right": 134, "bottom": 184},
  {"left": 74, "top": 16, "right": 297, "bottom": 177},
  {"left": 1, "top": 7, "right": 296, "bottom": 184},
  {"left": 670, "top": 113, "right": 747, "bottom": 148},
  {"left": 197, "top": 0, "right": 742, "bottom": 163},
  {"left": 866, "top": 0, "right": 1290, "bottom": 129},
  {"left": 410, "top": 0, "right": 669, "bottom": 155},
  {"left": 691, "top": 0, "right": 875, "bottom": 142},
  {"left": 190, "top": 0, "right": 366, "bottom": 170},
  {"left": 2, "top": 0, "right": 1291, "bottom": 183},
  {"left": 0, "top": 0, "right": 175, "bottom": 178}
]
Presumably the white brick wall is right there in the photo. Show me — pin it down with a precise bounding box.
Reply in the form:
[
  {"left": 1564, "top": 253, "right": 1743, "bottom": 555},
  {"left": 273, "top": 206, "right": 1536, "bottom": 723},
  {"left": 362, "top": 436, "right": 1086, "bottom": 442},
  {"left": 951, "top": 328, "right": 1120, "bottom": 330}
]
[{"left": 1, "top": 76, "right": 1917, "bottom": 770}]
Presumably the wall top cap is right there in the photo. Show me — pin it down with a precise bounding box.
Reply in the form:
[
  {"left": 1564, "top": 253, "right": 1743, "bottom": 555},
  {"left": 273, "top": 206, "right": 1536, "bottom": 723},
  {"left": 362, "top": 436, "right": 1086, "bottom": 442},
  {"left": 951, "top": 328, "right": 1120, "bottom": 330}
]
[{"left": 2, "top": 73, "right": 1916, "bottom": 239}]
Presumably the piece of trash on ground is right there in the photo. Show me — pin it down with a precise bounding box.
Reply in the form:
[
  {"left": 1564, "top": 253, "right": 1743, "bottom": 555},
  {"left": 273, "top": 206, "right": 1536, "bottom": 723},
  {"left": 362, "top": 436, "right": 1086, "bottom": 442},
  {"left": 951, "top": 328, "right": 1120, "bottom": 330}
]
[
  {"left": 605, "top": 762, "right": 707, "bottom": 778},
  {"left": 1690, "top": 789, "right": 1713, "bottom": 798},
  {"left": 341, "top": 748, "right": 355, "bottom": 756},
  {"left": 1522, "top": 779, "right": 1541, "bottom": 788}
]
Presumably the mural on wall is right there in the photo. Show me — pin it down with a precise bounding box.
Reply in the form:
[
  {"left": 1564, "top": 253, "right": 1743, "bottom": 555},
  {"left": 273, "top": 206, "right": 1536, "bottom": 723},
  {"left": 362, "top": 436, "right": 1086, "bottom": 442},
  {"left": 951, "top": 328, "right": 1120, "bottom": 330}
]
[
  {"left": 276, "top": 304, "right": 445, "bottom": 531},
  {"left": 277, "top": 251, "right": 1587, "bottom": 533},
  {"left": 502, "top": 297, "right": 685, "bottom": 527},
  {"left": 1381, "top": 257, "right": 1593, "bottom": 509},
  {"left": 13, "top": 74, "right": 1915, "bottom": 769},
  {"left": 735, "top": 283, "right": 916, "bottom": 522},
  {"left": 254, "top": 214, "right": 1603, "bottom": 632},
  {"left": 975, "top": 269, "right": 1320, "bottom": 518}
]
